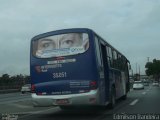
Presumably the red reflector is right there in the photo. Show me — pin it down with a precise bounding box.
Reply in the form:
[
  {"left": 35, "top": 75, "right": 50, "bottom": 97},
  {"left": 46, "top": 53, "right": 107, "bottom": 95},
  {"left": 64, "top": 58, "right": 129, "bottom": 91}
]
[
  {"left": 90, "top": 81, "right": 97, "bottom": 90},
  {"left": 37, "top": 93, "right": 42, "bottom": 95},
  {"left": 31, "top": 84, "right": 35, "bottom": 93},
  {"left": 90, "top": 81, "right": 96, "bottom": 86}
]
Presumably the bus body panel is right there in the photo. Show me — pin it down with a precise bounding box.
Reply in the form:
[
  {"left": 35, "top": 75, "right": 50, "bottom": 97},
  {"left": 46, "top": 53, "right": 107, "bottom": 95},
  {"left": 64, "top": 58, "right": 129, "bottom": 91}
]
[
  {"left": 30, "top": 29, "right": 100, "bottom": 103},
  {"left": 31, "top": 54, "right": 98, "bottom": 95},
  {"left": 30, "top": 28, "right": 130, "bottom": 107},
  {"left": 32, "top": 89, "right": 100, "bottom": 107}
]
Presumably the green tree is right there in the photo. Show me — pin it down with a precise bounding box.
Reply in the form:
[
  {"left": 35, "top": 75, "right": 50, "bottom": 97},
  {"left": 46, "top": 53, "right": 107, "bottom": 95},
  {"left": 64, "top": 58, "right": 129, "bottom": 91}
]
[
  {"left": 0, "top": 74, "right": 31, "bottom": 90},
  {"left": 1, "top": 74, "right": 10, "bottom": 85},
  {"left": 145, "top": 59, "right": 160, "bottom": 80}
]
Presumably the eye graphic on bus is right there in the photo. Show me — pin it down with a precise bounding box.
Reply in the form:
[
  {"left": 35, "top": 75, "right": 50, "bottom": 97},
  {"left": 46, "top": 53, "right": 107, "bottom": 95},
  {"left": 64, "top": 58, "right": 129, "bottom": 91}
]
[
  {"left": 34, "top": 33, "right": 89, "bottom": 58},
  {"left": 38, "top": 39, "right": 56, "bottom": 51}
]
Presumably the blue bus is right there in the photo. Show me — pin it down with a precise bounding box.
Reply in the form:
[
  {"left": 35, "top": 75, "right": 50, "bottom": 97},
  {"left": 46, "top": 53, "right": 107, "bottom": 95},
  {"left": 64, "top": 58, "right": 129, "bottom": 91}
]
[{"left": 30, "top": 28, "right": 130, "bottom": 109}]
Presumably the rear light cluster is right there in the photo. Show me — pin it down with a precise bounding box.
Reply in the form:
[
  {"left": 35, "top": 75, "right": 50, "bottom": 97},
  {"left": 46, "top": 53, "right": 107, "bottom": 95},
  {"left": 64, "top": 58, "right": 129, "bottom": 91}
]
[
  {"left": 31, "top": 84, "right": 47, "bottom": 95},
  {"left": 36, "top": 92, "right": 47, "bottom": 95},
  {"left": 90, "top": 81, "right": 97, "bottom": 90},
  {"left": 31, "top": 84, "right": 35, "bottom": 93}
]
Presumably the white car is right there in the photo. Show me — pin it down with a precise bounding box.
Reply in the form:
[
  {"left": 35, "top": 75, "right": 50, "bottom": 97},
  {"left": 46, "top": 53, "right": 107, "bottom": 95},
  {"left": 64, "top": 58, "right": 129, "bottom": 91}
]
[
  {"left": 133, "top": 81, "right": 144, "bottom": 90},
  {"left": 21, "top": 84, "right": 31, "bottom": 94},
  {"left": 152, "top": 81, "right": 159, "bottom": 86}
]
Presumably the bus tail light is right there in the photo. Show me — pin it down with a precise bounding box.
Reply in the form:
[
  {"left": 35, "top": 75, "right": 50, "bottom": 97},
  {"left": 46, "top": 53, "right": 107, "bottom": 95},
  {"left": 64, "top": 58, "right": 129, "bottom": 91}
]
[
  {"left": 90, "top": 81, "right": 97, "bottom": 90},
  {"left": 31, "top": 84, "right": 36, "bottom": 93},
  {"left": 37, "top": 92, "right": 46, "bottom": 95},
  {"left": 37, "top": 92, "right": 42, "bottom": 95}
]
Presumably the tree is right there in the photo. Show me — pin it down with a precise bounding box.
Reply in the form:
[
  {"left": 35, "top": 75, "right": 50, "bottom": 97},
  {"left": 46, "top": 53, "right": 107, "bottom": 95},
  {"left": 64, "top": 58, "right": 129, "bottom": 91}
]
[
  {"left": 0, "top": 74, "right": 30, "bottom": 90},
  {"left": 1, "top": 74, "right": 10, "bottom": 85},
  {"left": 145, "top": 59, "right": 160, "bottom": 81}
]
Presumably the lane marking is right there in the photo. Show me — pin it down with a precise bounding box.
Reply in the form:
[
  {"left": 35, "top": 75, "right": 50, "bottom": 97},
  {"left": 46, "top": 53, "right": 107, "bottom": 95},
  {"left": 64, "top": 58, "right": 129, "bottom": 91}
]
[
  {"left": 142, "top": 92, "right": 146, "bottom": 95},
  {"left": 12, "top": 103, "right": 32, "bottom": 108},
  {"left": 130, "top": 99, "right": 139, "bottom": 105}
]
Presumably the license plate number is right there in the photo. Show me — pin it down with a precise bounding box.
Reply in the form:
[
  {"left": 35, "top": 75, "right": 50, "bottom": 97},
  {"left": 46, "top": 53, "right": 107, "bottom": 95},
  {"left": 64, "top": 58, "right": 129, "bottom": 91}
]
[{"left": 56, "top": 99, "right": 69, "bottom": 105}]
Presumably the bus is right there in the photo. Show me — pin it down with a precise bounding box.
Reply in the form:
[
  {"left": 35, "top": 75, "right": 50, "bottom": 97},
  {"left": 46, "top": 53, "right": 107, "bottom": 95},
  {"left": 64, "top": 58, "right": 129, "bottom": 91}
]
[{"left": 30, "top": 28, "right": 130, "bottom": 109}]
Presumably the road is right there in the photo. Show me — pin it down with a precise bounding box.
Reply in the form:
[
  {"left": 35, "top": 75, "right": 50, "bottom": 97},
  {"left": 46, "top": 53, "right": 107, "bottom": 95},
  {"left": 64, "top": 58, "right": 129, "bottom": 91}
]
[{"left": 0, "top": 85, "right": 160, "bottom": 120}]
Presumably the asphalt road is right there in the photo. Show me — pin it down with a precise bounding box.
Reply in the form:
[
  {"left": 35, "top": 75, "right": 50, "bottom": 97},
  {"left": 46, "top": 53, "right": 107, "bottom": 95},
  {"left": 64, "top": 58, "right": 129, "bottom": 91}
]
[
  {"left": 0, "top": 85, "right": 160, "bottom": 120},
  {"left": 0, "top": 92, "right": 31, "bottom": 104}
]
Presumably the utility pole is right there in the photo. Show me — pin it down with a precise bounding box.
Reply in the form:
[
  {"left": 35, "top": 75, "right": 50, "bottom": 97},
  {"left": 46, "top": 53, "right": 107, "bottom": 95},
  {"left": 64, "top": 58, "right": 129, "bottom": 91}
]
[
  {"left": 147, "top": 57, "right": 150, "bottom": 62},
  {"left": 136, "top": 63, "right": 137, "bottom": 74},
  {"left": 139, "top": 65, "right": 140, "bottom": 80},
  {"left": 135, "top": 63, "right": 138, "bottom": 81}
]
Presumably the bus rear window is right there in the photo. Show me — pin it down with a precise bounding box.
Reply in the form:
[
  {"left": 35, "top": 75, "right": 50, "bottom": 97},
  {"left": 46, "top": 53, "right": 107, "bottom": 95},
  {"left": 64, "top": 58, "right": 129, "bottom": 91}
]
[{"left": 32, "top": 33, "right": 89, "bottom": 58}]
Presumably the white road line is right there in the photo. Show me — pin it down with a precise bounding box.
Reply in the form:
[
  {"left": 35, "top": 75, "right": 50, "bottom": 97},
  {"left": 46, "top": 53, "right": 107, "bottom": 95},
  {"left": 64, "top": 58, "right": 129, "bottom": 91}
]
[
  {"left": 130, "top": 99, "right": 139, "bottom": 106},
  {"left": 142, "top": 92, "right": 146, "bottom": 95},
  {"left": 12, "top": 103, "right": 32, "bottom": 109}
]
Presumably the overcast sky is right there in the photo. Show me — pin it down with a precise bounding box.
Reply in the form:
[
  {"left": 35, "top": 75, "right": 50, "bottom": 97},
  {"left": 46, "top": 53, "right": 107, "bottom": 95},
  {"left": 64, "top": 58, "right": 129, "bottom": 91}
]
[{"left": 0, "top": 0, "right": 160, "bottom": 76}]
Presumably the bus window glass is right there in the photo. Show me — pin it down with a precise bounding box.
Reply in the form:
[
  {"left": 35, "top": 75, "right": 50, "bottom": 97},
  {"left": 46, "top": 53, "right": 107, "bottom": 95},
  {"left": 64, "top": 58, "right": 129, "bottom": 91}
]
[
  {"left": 108, "top": 47, "right": 113, "bottom": 67},
  {"left": 106, "top": 46, "right": 111, "bottom": 67},
  {"left": 106, "top": 46, "right": 109, "bottom": 57},
  {"left": 113, "top": 51, "right": 118, "bottom": 68},
  {"left": 33, "top": 33, "right": 89, "bottom": 58},
  {"left": 117, "top": 54, "right": 122, "bottom": 70},
  {"left": 95, "top": 37, "right": 102, "bottom": 67},
  {"left": 113, "top": 51, "right": 117, "bottom": 60},
  {"left": 108, "top": 47, "right": 112, "bottom": 58}
]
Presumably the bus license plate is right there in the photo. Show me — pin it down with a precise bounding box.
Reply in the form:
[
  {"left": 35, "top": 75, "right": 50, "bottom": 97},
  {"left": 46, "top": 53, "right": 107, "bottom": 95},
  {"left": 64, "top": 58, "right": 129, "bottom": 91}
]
[{"left": 56, "top": 99, "right": 69, "bottom": 105}]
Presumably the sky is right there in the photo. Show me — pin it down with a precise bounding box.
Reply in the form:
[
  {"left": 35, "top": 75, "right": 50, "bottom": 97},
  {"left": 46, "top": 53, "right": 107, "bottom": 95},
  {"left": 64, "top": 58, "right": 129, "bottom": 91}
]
[{"left": 0, "top": 0, "right": 160, "bottom": 76}]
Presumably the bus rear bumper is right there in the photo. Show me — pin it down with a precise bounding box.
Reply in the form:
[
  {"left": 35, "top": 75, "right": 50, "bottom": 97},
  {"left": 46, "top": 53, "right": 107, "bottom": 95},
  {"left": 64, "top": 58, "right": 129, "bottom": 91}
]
[{"left": 32, "top": 90, "right": 99, "bottom": 107}]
